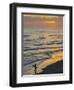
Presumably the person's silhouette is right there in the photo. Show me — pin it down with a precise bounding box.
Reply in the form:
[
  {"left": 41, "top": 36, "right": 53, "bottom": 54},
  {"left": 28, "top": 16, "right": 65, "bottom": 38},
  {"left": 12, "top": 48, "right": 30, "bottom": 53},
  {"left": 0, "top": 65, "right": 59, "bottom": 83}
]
[{"left": 32, "top": 64, "right": 37, "bottom": 74}]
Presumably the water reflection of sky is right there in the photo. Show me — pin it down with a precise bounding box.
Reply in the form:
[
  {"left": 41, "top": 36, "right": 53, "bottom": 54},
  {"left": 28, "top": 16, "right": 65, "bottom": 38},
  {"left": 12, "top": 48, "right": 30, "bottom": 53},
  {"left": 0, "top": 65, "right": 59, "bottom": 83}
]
[{"left": 22, "top": 14, "right": 63, "bottom": 75}]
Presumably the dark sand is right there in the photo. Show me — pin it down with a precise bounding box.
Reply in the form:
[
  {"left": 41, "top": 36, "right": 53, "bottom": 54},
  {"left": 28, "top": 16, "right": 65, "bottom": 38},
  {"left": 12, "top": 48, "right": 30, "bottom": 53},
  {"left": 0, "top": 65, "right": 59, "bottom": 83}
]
[{"left": 39, "top": 60, "right": 63, "bottom": 74}]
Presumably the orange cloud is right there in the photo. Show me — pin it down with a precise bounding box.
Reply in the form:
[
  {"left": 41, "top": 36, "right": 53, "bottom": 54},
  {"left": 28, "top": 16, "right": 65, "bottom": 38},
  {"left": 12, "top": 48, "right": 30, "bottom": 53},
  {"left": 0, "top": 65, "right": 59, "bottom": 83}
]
[{"left": 23, "top": 14, "right": 63, "bottom": 28}]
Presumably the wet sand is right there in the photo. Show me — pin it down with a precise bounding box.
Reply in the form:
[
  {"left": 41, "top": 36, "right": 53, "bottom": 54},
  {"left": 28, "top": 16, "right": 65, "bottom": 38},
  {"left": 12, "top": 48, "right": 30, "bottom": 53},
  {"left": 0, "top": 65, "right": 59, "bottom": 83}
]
[
  {"left": 39, "top": 60, "right": 63, "bottom": 74},
  {"left": 36, "top": 51, "right": 63, "bottom": 74}
]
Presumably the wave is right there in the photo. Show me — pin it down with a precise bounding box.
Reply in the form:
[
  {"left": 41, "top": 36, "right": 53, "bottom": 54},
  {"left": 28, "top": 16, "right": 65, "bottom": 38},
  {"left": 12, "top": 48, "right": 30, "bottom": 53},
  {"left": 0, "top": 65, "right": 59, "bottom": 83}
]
[
  {"left": 24, "top": 56, "right": 51, "bottom": 66},
  {"left": 24, "top": 46, "right": 63, "bottom": 51}
]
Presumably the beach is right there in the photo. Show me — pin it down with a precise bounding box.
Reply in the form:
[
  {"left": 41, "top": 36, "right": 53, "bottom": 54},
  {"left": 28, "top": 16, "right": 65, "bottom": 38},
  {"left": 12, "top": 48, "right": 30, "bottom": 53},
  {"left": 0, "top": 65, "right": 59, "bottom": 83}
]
[
  {"left": 39, "top": 60, "right": 63, "bottom": 74},
  {"left": 35, "top": 51, "right": 63, "bottom": 74},
  {"left": 23, "top": 51, "right": 63, "bottom": 75}
]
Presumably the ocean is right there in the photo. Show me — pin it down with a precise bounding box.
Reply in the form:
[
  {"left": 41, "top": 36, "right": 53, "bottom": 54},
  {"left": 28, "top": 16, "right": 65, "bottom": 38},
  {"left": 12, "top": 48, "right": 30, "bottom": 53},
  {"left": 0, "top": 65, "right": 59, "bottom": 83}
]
[{"left": 22, "top": 29, "right": 63, "bottom": 75}]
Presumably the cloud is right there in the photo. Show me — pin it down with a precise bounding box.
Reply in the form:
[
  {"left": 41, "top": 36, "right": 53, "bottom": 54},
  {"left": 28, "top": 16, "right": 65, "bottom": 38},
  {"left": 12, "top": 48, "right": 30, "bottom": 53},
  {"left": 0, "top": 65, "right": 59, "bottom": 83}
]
[{"left": 23, "top": 14, "right": 63, "bottom": 30}]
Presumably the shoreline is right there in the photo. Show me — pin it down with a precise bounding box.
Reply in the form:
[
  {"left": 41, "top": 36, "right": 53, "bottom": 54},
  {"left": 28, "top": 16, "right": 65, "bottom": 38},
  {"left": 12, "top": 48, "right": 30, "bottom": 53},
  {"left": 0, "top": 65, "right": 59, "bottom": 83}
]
[{"left": 39, "top": 60, "right": 63, "bottom": 74}]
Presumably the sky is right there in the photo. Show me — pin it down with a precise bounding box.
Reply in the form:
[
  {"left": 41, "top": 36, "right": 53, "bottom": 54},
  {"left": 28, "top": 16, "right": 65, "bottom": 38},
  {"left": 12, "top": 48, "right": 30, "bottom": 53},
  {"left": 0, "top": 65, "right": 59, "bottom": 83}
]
[{"left": 22, "top": 14, "right": 63, "bottom": 30}]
